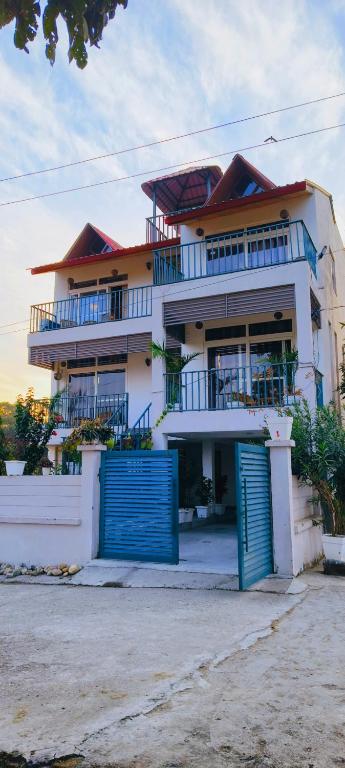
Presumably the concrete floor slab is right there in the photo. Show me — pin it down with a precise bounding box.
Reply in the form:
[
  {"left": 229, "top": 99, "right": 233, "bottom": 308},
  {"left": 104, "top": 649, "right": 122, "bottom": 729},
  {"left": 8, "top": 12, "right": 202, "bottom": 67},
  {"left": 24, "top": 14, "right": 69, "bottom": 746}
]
[
  {"left": 0, "top": 583, "right": 301, "bottom": 762},
  {"left": 90, "top": 524, "right": 238, "bottom": 575}
]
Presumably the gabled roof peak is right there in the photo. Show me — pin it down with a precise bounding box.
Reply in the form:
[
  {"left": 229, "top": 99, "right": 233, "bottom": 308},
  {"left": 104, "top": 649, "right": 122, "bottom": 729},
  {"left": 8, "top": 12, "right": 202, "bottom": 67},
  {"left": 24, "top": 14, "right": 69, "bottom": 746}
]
[
  {"left": 206, "top": 153, "right": 276, "bottom": 206},
  {"left": 63, "top": 222, "right": 123, "bottom": 264}
]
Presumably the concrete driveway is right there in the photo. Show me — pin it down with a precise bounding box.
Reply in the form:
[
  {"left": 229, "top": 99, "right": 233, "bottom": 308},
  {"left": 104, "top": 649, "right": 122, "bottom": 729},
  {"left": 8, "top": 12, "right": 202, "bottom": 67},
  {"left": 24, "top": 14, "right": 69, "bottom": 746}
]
[
  {"left": 1, "top": 575, "right": 344, "bottom": 768},
  {"left": 1, "top": 583, "right": 299, "bottom": 764}
]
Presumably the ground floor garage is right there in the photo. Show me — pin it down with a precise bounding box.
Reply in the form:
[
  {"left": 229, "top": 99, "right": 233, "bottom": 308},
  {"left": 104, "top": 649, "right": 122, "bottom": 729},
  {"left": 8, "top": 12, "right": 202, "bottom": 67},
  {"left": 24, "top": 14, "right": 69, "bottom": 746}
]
[{"left": 99, "top": 439, "right": 273, "bottom": 588}]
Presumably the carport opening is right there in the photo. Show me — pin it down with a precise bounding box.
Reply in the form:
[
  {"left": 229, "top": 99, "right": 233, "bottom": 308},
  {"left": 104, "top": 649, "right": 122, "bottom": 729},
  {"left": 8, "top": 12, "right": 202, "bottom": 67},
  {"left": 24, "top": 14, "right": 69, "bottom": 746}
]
[{"left": 168, "top": 439, "right": 239, "bottom": 575}]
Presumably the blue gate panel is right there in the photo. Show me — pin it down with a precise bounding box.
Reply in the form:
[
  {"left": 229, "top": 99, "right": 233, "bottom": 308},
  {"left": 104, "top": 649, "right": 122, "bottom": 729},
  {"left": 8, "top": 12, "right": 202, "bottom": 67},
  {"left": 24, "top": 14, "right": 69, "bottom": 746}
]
[
  {"left": 99, "top": 450, "right": 179, "bottom": 564},
  {"left": 235, "top": 443, "right": 273, "bottom": 590}
]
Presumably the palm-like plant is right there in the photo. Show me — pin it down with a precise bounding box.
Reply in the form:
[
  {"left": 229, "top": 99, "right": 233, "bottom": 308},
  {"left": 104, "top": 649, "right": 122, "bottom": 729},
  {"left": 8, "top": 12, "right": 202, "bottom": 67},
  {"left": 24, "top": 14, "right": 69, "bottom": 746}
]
[{"left": 149, "top": 341, "right": 200, "bottom": 373}]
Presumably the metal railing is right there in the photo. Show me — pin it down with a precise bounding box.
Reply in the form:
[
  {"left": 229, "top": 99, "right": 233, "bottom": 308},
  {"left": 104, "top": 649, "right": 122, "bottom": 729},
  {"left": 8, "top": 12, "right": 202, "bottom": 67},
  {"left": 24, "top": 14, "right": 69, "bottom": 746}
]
[
  {"left": 130, "top": 402, "right": 152, "bottom": 434},
  {"left": 37, "top": 393, "right": 129, "bottom": 430},
  {"left": 165, "top": 362, "right": 297, "bottom": 411},
  {"left": 30, "top": 286, "right": 152, "bottom": 333},
  {"left": 146, "top": 214, "right": 179, "bottom": 243},
  {"left": 154, "top": 220, "right": 317, "bottom": 285}
]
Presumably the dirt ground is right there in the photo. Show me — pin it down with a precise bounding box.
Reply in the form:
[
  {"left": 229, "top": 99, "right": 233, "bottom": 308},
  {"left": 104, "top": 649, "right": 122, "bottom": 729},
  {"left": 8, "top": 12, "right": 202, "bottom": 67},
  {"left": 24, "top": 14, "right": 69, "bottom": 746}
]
[{"left": 1, "top": 572, "right": 345, "bottom": 768}]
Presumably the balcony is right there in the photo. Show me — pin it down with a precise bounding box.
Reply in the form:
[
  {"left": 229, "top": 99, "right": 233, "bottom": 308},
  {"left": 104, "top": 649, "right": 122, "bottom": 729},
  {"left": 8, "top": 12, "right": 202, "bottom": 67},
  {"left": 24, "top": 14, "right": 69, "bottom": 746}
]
[
  {"left": 146, "top": 214, "right": 179, "bottom": 243},
  {"left": 154, "top": 220, "right": 317, "bottom": 286},
  {"left": 165, "top": 362, "right": 297, "bottom": 412},
  {"left": 30, "top": 286, "right": 152, "bottom": 334},
  {"left": 37, "top": 394, "right": 128, "bottom": 430}
]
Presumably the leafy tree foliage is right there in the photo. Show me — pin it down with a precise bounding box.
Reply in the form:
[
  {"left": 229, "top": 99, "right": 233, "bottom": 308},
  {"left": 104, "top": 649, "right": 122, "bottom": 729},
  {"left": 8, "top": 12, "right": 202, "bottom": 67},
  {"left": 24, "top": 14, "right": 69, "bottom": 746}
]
[
  {"left": 0, "top": 0, "right": 128, "bottom": 68},
  {"left": 0, "top": 411, "right": 7, "bottom": 474},
  {"left": 288, "top": 400, "right": 345, "bottom": 536},
  {"left": 12, "top": 388, "right": 60, "bottom": 473}
]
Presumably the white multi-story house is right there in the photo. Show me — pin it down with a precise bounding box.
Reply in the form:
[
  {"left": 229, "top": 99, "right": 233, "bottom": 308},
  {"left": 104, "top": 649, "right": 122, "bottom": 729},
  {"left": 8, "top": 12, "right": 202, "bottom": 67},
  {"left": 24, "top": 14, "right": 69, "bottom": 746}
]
[{"left": 28, "top": 154, "right": 344, "bottom": 526}]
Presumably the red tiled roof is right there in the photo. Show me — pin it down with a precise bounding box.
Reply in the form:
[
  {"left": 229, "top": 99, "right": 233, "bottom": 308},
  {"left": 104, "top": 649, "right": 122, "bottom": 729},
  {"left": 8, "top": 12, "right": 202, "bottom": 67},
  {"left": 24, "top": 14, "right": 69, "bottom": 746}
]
[
  {"left": 165, "top": 182, "right": 308, "bottom": 225},
  {"left": 141, "top": 166, "right": 222, "bottom": 214},
  {"left": 30, "top": 237, "right": 180, "bottom": 275}
]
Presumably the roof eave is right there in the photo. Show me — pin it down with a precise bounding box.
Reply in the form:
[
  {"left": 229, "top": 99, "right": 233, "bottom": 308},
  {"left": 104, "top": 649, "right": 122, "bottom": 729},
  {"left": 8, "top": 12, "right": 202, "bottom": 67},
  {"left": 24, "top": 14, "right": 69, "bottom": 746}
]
[
  {"left": 165, "top": 182, "right": 309, "bottom": 225},
  {"left": 30, "top": 237, "right": 180, "bottom": 275}
]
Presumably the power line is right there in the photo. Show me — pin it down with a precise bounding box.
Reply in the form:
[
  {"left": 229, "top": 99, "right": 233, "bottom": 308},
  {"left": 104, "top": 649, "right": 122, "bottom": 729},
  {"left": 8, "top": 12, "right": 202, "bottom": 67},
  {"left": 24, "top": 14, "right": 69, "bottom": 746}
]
[
  {"left": 0, "top": 319, "right": 29, "bottom": 330},
  {"left": 1, "top": 91, "right": 344, "bottom": 184},
  {"left": 2, "top": 262, "right": 345, "bottom": 339},
  {"left": 1, "top": 121, "right": 345, "bottom": 209}
]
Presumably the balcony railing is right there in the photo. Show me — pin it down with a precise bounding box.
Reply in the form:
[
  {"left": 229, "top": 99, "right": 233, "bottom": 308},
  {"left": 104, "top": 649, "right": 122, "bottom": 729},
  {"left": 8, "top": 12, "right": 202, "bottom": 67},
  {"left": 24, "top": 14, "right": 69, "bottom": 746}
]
[
  {"left": 154, "top": 220, "right": 317, "bottom": 286},
  {"left": 37, "top": 394, "right": 128, "bottom": 430},
  {"left": 165, "top": 362, "right": 297, "bottom": 412},
  {"left": 30, "top": 286, "right": 152, "bottom": 334},
  {"left": 146, "top": 214, "right": 179, "bottom": 243}
]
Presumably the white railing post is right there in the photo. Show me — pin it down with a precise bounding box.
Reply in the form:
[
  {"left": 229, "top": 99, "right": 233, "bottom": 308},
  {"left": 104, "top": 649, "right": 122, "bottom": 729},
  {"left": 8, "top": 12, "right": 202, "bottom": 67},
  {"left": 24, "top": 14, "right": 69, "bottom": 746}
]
[{"left": 265, "top": 438, "right": 296, "bottom": 578}]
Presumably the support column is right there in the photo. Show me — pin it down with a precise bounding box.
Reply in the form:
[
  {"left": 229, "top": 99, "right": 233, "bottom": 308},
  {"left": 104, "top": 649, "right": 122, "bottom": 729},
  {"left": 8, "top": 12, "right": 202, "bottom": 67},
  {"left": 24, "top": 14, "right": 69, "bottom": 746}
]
[
  {"left": 151, "top": 285, "right": 166, "bottom": 444},
  {"left": 265, "top": 439, "right": 296, "bottom": 578},
  {"left": 294, "top": 274, "right": 316, "bottom": 409},
  {"left": 77, "top": 444, "right": 107, "bottom": 560}
]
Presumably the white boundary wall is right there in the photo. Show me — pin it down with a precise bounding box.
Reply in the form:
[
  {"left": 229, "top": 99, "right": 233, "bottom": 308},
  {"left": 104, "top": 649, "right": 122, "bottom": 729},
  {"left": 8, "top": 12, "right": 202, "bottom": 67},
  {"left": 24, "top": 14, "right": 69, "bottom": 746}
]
[
  {"left": 292, "top": 476, "right": 323, "bottom": 574},
  {"left": 0, "top": 446, "right": 105, "bottom": 566}
]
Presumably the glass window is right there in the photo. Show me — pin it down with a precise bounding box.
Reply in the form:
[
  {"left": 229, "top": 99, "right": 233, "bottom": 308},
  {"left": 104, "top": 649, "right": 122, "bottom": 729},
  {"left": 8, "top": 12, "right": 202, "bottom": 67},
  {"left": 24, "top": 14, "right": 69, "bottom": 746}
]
[
  {"left": 206, "top": 233, "right": 245, "bottom": 275},
  {"left": 247, "top": 231, "right": 288, "bottom": 268},
  {"left": 68, "top": 372, "right": 95, "bottom": 397},
  {"left": 249, "top": 319, "right": 292, "bottom": 336},
  {"left": 97, "top": 370, "right": 126, "bottom": 397},
  {"left": 205, "top": 324, "right": 246, "bottom": 342}
]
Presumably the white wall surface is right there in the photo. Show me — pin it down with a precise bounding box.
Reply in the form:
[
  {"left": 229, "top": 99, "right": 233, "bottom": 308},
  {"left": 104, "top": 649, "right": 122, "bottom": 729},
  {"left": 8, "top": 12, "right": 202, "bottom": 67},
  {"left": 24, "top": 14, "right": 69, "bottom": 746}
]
[
  {"left": 292, "top": 475, "right": 323, "bottom": 574},
  {"left": 0, "top": 450, "right": 103, "bottom": 566}
]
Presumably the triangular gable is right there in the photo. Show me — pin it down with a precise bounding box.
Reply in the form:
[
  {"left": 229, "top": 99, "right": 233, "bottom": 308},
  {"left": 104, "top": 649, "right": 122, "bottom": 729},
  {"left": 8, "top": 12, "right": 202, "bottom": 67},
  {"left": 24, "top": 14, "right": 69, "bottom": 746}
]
[
  {"left": 63, "top": 223, "right": 122, "bottom": 263},
  {"left": 206, "top": 154, "right": 276, "bottom": 205}
]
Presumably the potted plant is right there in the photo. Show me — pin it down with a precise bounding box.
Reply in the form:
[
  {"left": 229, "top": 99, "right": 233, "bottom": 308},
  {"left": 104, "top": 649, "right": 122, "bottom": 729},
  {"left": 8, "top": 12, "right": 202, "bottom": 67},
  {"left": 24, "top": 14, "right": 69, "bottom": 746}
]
[
  {"left": 150, "top": 341, "right": 200, "bottom": 417},
  {"left": 40, "top": 456, "right": 53, "bottom": 476},
  {"left": 63, "top": 417, "right": 113, "bottom": 452},
  {"left": 196, "top": 476, "right": 214, "bottom": 519},
  {"left": 214, "top": 474, "right": 227, "bottom": 516},
  {"left": 4, "top": 438, "right": 26, "bottom": 476},
  {"left": 288, "top": 400, "right": 345, "bottom": 563}
]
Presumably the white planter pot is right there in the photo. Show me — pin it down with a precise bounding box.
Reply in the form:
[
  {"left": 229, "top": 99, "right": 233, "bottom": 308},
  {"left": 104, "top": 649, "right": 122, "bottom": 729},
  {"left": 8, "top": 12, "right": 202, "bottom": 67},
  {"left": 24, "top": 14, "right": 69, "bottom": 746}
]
[
  {"left": 266, "top": 416, "right": 293, "bottom": 441},
  {"left": 214, "top": 503, "right": 225, "bottom": 516},
  {"left": 179, "top": 509, "right": 186, "bottom": 524},
  {"left": 322, "top": 533, "right": 345, "bottom": 562},
  {"left": 41, "top": 467, "right": 52, "bottom": 476},
  {"left": 184, "top": 508, "right": 194, "bottom": 523},
  {"left": 196, "top": 505, "right": 209, "bottom": 519},
  {"left": 5, "top": 460, "right": 26, "bottom": 476}
]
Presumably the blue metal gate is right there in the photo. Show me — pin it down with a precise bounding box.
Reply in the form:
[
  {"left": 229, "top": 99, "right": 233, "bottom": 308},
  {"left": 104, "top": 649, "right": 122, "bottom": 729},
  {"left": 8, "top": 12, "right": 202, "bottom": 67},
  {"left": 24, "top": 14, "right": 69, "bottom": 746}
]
[
  {"left": 99, "top": 450, "right": 179, "bottom": 564},
  {"left": 235, "top": 443, "right": 273, "bottom": 590}
]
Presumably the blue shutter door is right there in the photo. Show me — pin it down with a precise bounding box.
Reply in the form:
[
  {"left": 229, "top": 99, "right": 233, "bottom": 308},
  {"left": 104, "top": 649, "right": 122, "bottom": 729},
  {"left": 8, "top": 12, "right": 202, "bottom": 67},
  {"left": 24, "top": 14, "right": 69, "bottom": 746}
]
[
  {"left": 99, "top": 450, "right": 179, "bottom": 564},
  {"left": 235, "top": 443, "right": 273, "bottom": 590}
]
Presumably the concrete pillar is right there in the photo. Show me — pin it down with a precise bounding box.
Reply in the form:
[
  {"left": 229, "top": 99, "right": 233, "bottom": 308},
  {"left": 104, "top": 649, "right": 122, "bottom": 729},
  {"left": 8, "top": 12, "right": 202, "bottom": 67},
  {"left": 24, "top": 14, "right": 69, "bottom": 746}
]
[
  {"left": 151, "top": 287, "right": 166, "bottom": 430},
  {"left": 152, "top": 429, "right": 168, "bottom": 450},
  {"left": 294, "top": 274, "right": 316, "bottom": 409},
  {"left": 77, "top": 444, "right": 107, "bottom": 560},
  {"left": 265, "top": 438, "right": 296, "bottom": 578}
]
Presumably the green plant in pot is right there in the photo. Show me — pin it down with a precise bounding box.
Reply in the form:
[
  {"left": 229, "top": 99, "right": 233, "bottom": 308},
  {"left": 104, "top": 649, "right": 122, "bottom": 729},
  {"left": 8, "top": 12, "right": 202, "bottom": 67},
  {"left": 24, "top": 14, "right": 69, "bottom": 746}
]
[
  {"left": 196, "top": 476, "right": 214, "bottom": 519},
  {"left": 39, "top": 456, "right": 54, "bottom": 476},
  {"left": 150, "top": 341, "right": 200, "bottom": 420},
  {"left": 286, "top": 399, "right": 345, "bottom": 562},
  {"left": 63, "top": 417, "right": 113, "bottom": 452},
  {"left": 214, "top": 474, "right": 228, "bottom": 516}
]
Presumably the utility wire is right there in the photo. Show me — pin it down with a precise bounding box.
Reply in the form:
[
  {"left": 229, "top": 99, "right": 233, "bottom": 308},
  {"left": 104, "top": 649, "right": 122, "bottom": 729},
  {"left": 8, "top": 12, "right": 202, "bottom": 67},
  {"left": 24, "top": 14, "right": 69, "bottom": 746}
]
[
  {"left": 2, "top": 270, "right": 345, "bottom": 338},
  {"left": 1, "top": 121, "right": 345, "bottom": 209},
  {"left": 1, "top": 91, "right": 344, "bottom": 184}
]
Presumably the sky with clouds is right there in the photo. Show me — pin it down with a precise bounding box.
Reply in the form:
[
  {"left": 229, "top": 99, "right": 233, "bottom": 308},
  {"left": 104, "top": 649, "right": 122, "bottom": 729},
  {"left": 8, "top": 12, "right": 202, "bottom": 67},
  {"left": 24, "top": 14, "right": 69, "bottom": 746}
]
[{"left": 0, "top": 0, "right": 345, "bottom": 401}]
